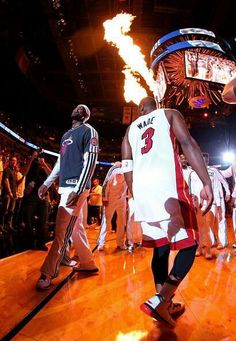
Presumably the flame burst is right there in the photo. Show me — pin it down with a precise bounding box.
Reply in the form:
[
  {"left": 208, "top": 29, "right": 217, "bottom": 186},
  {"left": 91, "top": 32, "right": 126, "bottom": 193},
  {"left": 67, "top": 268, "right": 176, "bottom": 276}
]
[
  {"left": 103, "top": 13, "right": 155, "bottom": 104},
  {"left": 123, "top": 69, "right": 148, "bottom": 104}
]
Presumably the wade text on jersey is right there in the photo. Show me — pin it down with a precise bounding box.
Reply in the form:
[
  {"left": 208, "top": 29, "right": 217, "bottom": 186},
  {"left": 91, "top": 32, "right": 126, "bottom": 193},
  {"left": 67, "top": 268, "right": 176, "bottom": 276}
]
[{"left": 137, "top": 116, "right": 155, "bottom": 129}]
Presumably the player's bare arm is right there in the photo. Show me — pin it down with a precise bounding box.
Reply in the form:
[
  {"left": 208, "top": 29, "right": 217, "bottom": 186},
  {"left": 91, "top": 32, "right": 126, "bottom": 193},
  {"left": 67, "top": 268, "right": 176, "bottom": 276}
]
[
  {"left": 165, "top": 109, "right": 213, "bottom": 214},
  {"left": 121, "top": 127, "right": 133, "bottom": 196}
]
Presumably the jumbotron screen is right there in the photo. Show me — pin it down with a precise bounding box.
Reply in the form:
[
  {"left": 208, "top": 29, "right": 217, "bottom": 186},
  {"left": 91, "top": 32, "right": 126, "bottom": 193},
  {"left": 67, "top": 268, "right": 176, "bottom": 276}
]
[
  {"left": 154, "top": 64, "right": 167, "bottom": 103},
  {"left": 184, "top": 51, "right": 236, "bottom": 84}
]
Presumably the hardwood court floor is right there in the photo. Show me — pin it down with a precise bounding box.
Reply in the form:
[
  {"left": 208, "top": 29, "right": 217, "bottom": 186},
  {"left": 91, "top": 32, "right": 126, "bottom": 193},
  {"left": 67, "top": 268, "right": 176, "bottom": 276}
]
[{"left": 1, "top": 224, "right": 236, "bottom": 341}]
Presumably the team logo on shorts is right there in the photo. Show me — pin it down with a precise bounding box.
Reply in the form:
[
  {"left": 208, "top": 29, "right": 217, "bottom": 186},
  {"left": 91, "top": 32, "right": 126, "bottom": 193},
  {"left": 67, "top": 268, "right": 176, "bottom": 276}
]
[{"left": 90, "top": 137, "right": 98, "bottom": 146}]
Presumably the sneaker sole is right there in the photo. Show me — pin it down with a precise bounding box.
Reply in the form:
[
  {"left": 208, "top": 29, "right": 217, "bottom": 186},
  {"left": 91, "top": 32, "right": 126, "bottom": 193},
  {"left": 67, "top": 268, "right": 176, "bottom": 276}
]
[{"left": 140, "top": 303, "right": 175, "bottom": 327}]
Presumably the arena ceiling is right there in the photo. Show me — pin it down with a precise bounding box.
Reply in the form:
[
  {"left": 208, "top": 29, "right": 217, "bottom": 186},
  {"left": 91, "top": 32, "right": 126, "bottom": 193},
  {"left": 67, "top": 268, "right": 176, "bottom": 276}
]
[{"left": 0, "top": 0, "right": 236, "bottom": 124}]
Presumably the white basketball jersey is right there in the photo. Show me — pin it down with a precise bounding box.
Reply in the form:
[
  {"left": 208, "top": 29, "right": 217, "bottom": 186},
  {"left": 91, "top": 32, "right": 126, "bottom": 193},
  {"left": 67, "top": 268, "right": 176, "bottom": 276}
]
[{"left": 128, "top": 109, "right": 190, "bottom": 222}]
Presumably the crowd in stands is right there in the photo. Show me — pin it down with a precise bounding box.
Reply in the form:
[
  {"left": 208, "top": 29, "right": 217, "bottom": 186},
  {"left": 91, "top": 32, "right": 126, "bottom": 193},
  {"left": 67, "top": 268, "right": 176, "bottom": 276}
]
[{"left": 0, "top": 134, "right": 56, "bottom": 258}]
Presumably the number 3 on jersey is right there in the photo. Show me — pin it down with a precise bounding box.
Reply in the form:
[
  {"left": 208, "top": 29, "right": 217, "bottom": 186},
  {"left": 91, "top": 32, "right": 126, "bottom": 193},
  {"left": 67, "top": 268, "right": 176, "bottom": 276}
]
[{"left": 141, "top": 127, "right": 155, "bottom": 154}]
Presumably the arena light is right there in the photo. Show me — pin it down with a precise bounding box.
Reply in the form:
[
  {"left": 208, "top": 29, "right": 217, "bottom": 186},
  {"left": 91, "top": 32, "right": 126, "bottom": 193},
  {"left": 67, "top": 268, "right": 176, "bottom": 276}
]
[{"left": 222, "top": 151, "right": 235, "bottom": 163}]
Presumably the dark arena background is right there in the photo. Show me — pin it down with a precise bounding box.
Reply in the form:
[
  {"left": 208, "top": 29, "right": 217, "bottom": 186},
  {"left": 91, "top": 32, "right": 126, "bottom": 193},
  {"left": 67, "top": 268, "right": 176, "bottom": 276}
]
[{"left": 0, "top": 1, "right": 236, "bottom": 340}]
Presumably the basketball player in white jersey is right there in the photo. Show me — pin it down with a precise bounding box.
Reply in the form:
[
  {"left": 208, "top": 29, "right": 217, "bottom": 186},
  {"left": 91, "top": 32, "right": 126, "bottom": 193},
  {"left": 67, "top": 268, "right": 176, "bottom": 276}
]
[
  {"left": 179, "top": 153, "right": 192, "bottom": 183},
  {"left": 97, "top": 162, "right": 127, "bottom": 250},
  {"left": 126, "top": 195, "right": 142, "bottom": 252},
  {"left": 203, "top": 155, "right": 230, "bottom": 250},
  {"left": 221, "top": 163, "right": 236, "bottom": 248},
  {"left": 221, "top": 77, "right": 236, "bottom": 247},
  {"left": 122, "top": 97, "right": 213, "bottom": 327}
]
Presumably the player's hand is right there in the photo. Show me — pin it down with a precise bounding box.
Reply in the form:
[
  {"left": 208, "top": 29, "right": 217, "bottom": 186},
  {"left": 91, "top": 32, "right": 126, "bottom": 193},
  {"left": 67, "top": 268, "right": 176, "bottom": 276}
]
[
  {"left": 225, "top": 194, "right": 231, "bottom": 202},
  {"left": 38, "top": 184, "right": 48, "bottom": 200},
  {"left": 66, "top": 191, "right": 79, "bottom": 207},
  {"left": 200, "top": 184, "right": 213, "bottom": 215}
]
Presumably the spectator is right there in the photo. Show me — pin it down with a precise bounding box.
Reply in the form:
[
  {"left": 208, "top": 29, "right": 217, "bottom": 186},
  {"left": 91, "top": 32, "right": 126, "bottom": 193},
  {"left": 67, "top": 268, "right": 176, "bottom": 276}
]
[
  {"left": 1, "top": 156, "right": 19, "bottom": 231},
  {"left": 23, "top": 153, "right": 51, "bottom": 251},
  {"left": 87, "top": 178, "right": 103, "bottom": 226}
]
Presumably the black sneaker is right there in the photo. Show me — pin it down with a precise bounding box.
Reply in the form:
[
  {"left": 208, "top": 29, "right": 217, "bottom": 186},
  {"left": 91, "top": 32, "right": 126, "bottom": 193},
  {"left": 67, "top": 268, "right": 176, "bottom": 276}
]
[{"left": 36, "top": 274, "right": 51, "bottom": 290}]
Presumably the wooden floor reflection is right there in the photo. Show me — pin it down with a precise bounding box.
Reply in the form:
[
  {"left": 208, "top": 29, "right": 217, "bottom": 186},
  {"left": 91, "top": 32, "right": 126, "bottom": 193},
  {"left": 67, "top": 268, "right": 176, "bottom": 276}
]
[{"left": 1, "top": 223, "right": 236, "bottom": 340}]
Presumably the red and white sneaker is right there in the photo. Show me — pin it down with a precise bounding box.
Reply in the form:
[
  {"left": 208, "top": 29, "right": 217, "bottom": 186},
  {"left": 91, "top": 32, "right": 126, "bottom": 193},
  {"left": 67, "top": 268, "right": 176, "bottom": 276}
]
[
  {"left": 36, "top": 274, "right": 51, "bottom": 290},
  {"left": 140, "top": 294, "right": 176, "bottom": 327}
]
